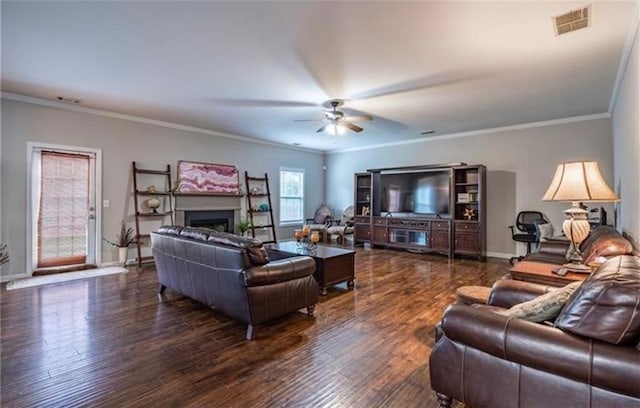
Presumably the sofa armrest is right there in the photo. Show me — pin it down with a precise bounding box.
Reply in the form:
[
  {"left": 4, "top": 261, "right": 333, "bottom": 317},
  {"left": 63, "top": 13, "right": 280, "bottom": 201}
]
[
  {"left": 440, "top": 305, "right": 640, "bottom": 398},
  {"left": 243, "top": 256, "right": 316, "bottom": 287},
  {"left": 538, "top": 240, "right": 570, "bottom": 255},
  {"left": 488, "top": 279, "right": 553, "bottom": 308}
]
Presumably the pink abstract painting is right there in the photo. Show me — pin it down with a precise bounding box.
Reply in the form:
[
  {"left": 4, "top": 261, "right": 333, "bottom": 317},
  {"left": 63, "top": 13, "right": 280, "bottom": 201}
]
[{"left": 176, "top": 161, "right": 240, "bottom": 194}]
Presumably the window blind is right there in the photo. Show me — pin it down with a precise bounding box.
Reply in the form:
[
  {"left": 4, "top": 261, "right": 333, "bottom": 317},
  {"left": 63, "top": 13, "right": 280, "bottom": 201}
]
[{"left": 37, "top": 151, "right": 90, "bottom": 268}]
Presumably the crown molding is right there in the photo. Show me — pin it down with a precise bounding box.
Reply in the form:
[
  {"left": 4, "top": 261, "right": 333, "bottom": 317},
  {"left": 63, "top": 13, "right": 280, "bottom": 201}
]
[
  {"left": 609, "top": 0, "right": 640, "bottom": 113},
  {"left": 1, "top": 92, "right": 323, "bottom": 154},
  {"left": 329, "top": 112, "right": 611, "bottom": 154}
]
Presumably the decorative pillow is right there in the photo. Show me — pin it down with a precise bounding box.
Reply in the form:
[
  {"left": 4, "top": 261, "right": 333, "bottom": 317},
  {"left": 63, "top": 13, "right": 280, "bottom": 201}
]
[
  {"left": 537, "top": 223, "right": 554, "bottom": 240},
  {"left": 555, "top": 255, "right": 640, "bottom": 345},
  {"left": 503, "top": 281, "right": 582, "bottom": 322}
]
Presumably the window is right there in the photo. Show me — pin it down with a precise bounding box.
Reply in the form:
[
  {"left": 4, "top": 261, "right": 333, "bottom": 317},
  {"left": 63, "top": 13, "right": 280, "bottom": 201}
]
[{"left": 279, "top": 167, "right": 304, "bottom": 224}]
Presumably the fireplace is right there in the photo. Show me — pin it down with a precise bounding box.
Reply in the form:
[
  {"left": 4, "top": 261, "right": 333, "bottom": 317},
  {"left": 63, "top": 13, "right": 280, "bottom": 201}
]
[
  {"left": 184, "top": 210, "right": 235, "bottom": 233},
  {"left": 174, "top": 193, "right": 244, "bottom": 235}
]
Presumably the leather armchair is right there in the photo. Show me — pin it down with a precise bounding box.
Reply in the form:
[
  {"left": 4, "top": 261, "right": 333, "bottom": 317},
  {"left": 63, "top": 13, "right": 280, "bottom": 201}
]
[{"left": 430, "top": 255, "right": 640, "bottom": 408}]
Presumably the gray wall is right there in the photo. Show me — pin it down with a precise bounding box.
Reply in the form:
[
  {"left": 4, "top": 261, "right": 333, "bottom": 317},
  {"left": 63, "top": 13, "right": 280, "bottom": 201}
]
[
  {"left": 1, "top": 99, "right": 324, "bottom": 279},
  {"left": 612, "top": 20, "right": 639, "bottom": 251},
  {"left": 325, "top": 118, "right": 615, "bottom": 258}
]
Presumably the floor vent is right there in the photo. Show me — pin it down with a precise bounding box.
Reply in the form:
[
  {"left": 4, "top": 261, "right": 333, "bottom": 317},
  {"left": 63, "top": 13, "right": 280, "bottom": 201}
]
[{"left": 553, "top": 5, "right": 591, "bottom": 36}]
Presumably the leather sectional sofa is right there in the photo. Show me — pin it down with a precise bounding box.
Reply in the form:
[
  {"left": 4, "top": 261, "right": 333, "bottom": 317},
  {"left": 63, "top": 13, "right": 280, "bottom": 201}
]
[
  {"left": 429, "top": 255, "right": 640, "bottom": 408},
  {"left": 151, "top": 226, "right": 319, "bottom": 340},
  {"left": 524, "top": 225, "right": 633, "bottom": 265}
]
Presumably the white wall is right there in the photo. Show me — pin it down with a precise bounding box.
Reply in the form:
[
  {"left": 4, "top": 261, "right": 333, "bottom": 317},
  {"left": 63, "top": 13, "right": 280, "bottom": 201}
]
[
  {"left": 326, "top": 117, "right": 615, "bottom": 258},
  {"left": 612, "top": 19, "right": 640, "bottom": 251},
  {"left": 1, "top": 99, "right": 324, "bottom": 279}
]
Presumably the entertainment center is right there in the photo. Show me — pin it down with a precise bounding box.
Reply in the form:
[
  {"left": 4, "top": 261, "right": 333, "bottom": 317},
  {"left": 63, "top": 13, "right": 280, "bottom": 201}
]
[{"left": 354, "top": 163, "right": 486, "bottom": 260}]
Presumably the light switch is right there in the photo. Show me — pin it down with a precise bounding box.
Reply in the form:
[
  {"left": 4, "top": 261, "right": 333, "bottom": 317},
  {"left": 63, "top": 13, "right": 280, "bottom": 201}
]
[{"left": 103, "top": 200, "right": 110, "bottom": 208}]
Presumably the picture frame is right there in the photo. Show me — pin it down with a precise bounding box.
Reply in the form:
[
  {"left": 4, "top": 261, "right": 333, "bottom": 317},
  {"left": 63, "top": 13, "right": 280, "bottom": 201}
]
[
  {"left": 457, "top": 192, "right": 470, "bottom": 203},
  {"left": 176, "top": 160, "right": 240, "bottom": 194}
]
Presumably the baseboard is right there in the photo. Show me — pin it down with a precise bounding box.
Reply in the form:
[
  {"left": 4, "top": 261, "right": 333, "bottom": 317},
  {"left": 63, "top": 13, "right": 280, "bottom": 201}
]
[
  {"left": 486, "top": 251, "right": 514, "bottom": 260},
  {"left": 1, "top": 273, "right": 30, "bottom": 283}
]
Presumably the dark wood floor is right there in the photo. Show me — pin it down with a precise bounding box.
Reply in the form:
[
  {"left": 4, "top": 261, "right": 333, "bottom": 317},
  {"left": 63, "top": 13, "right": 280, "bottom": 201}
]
[{"left": 1, "top": 247, "right": 509, "bottom": 407}]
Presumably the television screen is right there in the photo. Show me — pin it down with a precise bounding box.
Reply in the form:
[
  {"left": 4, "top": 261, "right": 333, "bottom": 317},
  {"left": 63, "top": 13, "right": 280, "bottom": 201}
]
[{"left": 380, "top": 170, "right": 450, "bottom": 216}]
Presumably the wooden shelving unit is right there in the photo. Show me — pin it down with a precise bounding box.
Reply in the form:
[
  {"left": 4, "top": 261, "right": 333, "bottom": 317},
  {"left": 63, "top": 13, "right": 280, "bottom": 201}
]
[
  {"left": 452, "top": 165, "right": 486, "bottom": 260},
  {"left": 244, "top": 172, "right": 277, "bottom": 244},
  {"left": 354, "top": 172, "right": 372, "bottom": 244},
  {"left": 132, "top": 162, "right": 174, "bottom": 267}
]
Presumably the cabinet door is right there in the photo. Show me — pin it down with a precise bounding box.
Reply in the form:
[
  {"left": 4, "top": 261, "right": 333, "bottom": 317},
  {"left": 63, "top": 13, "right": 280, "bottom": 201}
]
[
  {"left": 355, "top": 224, "right": 371, "bottom": 242},
  {"left": 454, "top": 231, "right": 480, "bottom": 253},
  {"left": 372, "top": 226, "right": 387, "bottom": 244},
  {"left": 431, "top": 230, "right": 450, "bottom": 251}
]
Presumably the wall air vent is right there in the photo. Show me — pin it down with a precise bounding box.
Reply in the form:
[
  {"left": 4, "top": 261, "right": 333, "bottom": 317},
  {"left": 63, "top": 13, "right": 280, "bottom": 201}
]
[{"left": 553, "top": 5, "right": 591, "bottom": 36}]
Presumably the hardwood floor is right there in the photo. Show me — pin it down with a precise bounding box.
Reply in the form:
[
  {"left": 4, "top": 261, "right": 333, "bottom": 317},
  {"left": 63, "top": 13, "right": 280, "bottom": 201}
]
[{"left": 1, "top": 247, "right": 509, "bottom": 407}]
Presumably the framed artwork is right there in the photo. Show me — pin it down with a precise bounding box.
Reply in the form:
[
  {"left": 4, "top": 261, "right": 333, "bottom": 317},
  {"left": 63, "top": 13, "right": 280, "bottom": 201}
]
[{"left": 176, "top": 160, "right": 240, "bottom": 194}]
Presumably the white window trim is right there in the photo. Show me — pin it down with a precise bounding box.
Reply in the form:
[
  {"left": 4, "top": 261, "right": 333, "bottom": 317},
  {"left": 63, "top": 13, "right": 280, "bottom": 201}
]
[
  {"left": 26, "top": 142, "right": 102, "bottom": 276},
  {"left": 279, "top": 166, "right": 305, "bottom": 227}
]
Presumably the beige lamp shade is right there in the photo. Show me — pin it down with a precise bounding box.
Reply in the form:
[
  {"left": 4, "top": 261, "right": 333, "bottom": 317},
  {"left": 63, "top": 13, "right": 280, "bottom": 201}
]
[{"left": 542, "top": 161, "right": 619, "bottom": 202}]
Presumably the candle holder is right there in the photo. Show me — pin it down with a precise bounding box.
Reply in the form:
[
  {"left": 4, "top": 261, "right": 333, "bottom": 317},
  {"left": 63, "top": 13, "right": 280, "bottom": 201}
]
[{"left": 295, "top": 227, "right": 319, "bottom": 250}]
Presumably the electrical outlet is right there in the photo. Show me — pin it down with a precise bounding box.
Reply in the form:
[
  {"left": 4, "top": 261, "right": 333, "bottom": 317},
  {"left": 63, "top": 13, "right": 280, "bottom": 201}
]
[{"left": 103, "top": 200, "right": 110, "bottom": 208}]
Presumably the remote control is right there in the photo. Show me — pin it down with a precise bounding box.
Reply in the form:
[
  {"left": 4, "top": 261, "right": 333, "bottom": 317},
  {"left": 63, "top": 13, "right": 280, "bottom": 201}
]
[{"left": 554, "top": 267, "right": 568, "bottom": 276}]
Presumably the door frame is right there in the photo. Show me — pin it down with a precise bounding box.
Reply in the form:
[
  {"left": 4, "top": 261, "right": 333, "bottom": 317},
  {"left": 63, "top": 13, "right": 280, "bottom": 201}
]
[{"left": 26, "top": 142, "right": 102, "bottom": 275}]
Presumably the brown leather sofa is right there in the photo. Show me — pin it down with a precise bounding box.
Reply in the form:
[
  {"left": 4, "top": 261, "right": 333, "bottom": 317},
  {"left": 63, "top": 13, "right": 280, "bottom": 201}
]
[
  {"left": 523, "top": 225, "right": 633, "bottom": 265},
  {"left": 151, "top": 226, "right": 318, "bottom": 340},
  {"left": 429, "top": 255, "right": 640, "bottom": 408}
]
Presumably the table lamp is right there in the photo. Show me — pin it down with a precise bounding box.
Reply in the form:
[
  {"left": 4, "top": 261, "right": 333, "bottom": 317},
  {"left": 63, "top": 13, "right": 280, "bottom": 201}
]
[{"left": 541, "top": 161, "right": 619, "bottom": 272}]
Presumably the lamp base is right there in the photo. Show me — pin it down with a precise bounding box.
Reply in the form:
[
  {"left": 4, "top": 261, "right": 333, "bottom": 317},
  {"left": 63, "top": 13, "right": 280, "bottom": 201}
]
[{"left": 563, "top": 262, "right": 592, "bottom": 273}]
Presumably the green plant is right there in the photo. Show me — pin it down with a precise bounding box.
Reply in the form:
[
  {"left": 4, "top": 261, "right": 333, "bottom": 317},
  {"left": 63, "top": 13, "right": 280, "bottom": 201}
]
[
  {"left": 103, "top": 222, "right": 135, "bottom": 247},
  {"left": 236, "top": 218, "right": 252, "bottom": 235},
  {"left": 0, "top": 243, "right": 9, "bottom": 265}
]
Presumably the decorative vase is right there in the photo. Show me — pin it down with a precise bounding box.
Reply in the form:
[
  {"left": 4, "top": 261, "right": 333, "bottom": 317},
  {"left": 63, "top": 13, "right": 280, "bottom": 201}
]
[
  {"left": 118, "top": 247, "right": 128, "bottom": 266},
  {"left": 147, "top": 197, "right": 161, "bottom": 213}
]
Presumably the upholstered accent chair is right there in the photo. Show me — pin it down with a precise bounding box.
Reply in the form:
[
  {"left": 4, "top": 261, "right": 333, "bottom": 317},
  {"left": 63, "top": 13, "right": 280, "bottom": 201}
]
[
  {"left": 325, "top": 205, "right": 355, "bottom": 244},
  {"left": 305, "top": 204, "right": 333, "bottom": 237}
]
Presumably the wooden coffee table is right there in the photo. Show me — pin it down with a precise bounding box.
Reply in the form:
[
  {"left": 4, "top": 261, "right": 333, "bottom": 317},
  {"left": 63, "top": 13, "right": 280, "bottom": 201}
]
[
  {"left": 509, "top": 261, "right": 587, "bottom": 287},
  {"left": 267, "top": 242, "right": 355, "bottom": 295}
]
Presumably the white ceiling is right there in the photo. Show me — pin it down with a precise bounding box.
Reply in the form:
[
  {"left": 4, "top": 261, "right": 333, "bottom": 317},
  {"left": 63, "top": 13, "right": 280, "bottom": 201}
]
[{"left": 1, "top": 1, "right": 637, "bottom": 152}]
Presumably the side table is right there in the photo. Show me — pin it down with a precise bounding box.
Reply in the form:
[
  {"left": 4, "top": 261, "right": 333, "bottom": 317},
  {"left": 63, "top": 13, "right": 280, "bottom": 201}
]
[{"left": 509, "top": 261, "right": 587, "bottom": 287}]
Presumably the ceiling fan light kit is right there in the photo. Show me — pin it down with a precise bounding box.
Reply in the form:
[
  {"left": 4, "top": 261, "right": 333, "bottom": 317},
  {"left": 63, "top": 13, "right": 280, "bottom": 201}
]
[{"left": 301, "top": 99, "right": 372, "bottom": 135}]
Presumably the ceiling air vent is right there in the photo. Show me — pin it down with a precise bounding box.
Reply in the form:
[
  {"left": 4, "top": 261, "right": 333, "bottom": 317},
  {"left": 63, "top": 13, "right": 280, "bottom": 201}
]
[
  {"left": 56, "top": 96, "right": 81, "bottom": 104},
  {"left": 553, "top": 5, "right": 591, "bottom": 36}
]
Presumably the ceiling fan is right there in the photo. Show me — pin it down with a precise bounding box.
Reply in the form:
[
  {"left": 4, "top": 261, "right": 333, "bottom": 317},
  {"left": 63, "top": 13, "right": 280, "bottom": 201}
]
[{"left": 296, "top": 99, "right": 373, "bottom": 135}]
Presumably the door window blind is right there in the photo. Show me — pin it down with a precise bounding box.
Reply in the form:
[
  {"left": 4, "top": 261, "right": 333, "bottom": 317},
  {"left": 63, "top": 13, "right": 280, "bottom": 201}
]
[{"left": 37, "top": 151, "right": 90, "bottom": 268}]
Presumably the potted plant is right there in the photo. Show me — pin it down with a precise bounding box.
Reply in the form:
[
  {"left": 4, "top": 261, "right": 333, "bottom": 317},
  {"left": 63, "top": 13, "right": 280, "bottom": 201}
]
[
  {"left": 236, "top": 218, "right": 252, "bottom": 236},
  {"left": 103, "top": 222, "right": 135, "bottom": 265},
  {"left": 0, "top": 243, "right": 9, "bottom": 266}
]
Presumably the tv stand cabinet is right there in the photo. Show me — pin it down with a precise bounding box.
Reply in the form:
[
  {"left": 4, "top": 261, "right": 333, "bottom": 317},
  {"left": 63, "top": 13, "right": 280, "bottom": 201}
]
[
  {"left": 371, "top": 216, "right": 452, "bottom": 256},
  {"left": 353, "top": 164, "right": 486, "bottom": 260}
]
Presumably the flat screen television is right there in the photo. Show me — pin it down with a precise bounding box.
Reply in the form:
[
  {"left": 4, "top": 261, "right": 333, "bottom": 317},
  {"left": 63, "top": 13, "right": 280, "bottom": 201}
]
[{"left": 379, "top": 170, "right": 450, "bottom": 217}]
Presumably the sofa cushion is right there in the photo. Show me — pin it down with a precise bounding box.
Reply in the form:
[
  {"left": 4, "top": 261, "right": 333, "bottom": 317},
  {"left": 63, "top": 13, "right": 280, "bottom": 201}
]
[
  {"left": 157, "top": 225, "right": 183, "bottom": 236},
  {"left": 501, "top": 281, "right": 582, "bottom": 322},
  {"left": 555, "top": 255, "right": 640, "bottom": 345},
  {"left": 207, "top": 233, "right": 270, "bottom": 265},
  {"left": 180, "top": 226, "right": 212, "bottom": 241},
  {"left": 581, "top": 233, "right": 633, "bottom": 265}
]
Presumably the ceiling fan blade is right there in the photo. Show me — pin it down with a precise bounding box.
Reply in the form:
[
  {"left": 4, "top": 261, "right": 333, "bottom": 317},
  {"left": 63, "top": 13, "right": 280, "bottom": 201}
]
[
  {"left": 293, "top": 118, "right": 323, "bottom": 122},
  {"left": 341, "top": 122, "right": 363, "bottom": 133},
  {"left": 208, "top": 98, "right": 319, "bottom": 108},
  {"left": 316, "top": 123, "right": 331, "bottom": 133},
  {"left": 348, "top": 71, "right": 481, "bottom": 100},
  {"left": 343, "top": 115, "right": 373, "bottom": 122}
]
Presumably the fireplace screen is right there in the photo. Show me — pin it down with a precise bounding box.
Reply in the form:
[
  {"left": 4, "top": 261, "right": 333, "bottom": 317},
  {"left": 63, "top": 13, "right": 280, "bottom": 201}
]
[{"left": 184, "top": 210, "right": 234, "bottom": 233}]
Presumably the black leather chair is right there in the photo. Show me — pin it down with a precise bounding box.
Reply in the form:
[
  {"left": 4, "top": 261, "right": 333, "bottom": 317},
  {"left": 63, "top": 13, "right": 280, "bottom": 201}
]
[{"left": 509, "top": 211, "right": 547, "bottom": 265}]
